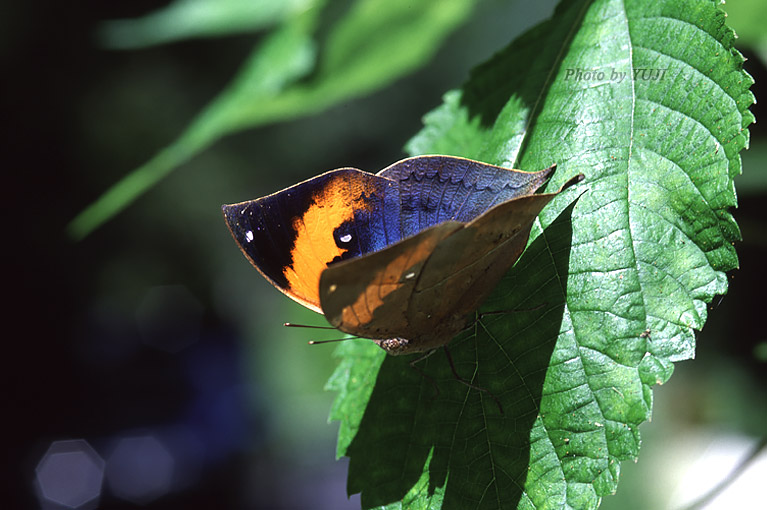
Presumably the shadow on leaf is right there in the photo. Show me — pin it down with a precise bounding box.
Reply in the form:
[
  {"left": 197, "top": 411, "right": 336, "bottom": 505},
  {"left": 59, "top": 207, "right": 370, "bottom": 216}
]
[{"left": 345, "top": 200, "right": 577, "bottom": 509}]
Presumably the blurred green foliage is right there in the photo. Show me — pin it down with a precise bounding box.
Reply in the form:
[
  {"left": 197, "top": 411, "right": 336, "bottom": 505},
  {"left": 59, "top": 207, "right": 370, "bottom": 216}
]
[
  {"left": 68, "top": 0, "right": 479, "bottom": 240},
  {"left": 720, "top": 0, "right": 767, "bottom": 61},
  {"left": 99, "top": 0, "right": 312, "bottom": 48}
]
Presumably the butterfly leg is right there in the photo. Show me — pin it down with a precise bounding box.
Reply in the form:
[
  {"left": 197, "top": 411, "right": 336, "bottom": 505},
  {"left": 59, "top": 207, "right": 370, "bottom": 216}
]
[
  {"left": 453, "top": 303, "right": 548, "bottom": 339},
  {"left": 476, "top": 302, "right": 546, "bottom": 320},
  {"left": 409, "top": 349, "right": 440, "bottom": 399},
  {"left": 442, "top": 346, "right": 504, "bottom": 414}
]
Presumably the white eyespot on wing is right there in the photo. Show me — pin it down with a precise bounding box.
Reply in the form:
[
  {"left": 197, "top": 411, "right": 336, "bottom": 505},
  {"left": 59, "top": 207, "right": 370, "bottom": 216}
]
[
  {"left": 245, "top": 230, "right": 254, "bottom": 242},
  {"left": 340, "top": 234, "right": 352, "bottom": 243}
]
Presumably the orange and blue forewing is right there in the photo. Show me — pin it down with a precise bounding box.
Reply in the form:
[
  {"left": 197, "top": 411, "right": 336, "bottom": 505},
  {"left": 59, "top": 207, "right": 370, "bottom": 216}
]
[
  {"left": 223, "top": 168, "right": 399, "bottom": 311},
  {"left": 222, "top": 155, "right": 581, "bottom": 354}
]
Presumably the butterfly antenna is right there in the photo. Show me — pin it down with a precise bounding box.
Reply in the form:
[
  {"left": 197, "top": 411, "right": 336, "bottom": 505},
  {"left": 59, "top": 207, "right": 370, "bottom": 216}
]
[
  {"left": 281, "top": 322, "right": 359, "bottom": 345},
  {"left": 307, "top": 337, "right": 356, "bottom": 345},
  {"left": 283, "top": 322, "right": 337, "bottom": 329}
]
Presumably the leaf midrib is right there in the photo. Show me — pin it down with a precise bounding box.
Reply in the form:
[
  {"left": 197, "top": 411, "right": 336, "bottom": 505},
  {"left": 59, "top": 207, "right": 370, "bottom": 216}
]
[{"left": 532, "top": 0, "right": 641, "bottom": 499}]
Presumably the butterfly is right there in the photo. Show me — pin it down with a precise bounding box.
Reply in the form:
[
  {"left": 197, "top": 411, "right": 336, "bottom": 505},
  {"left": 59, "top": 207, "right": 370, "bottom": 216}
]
[{"left": 222, "top": 155, "right": 583, "bottom": 355}]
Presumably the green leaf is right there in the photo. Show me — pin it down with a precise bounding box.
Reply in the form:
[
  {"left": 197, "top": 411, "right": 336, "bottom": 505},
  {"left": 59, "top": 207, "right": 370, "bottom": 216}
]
[
  {"left": 68, "top": 0, "right": 479, "bottom": 240},
  {"left": 330, "top": 0, "right": 754, "bottom": 509}
]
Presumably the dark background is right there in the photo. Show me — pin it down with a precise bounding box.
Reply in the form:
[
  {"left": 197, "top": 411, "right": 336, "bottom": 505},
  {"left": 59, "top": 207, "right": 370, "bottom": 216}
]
[{"left": 4, "top": 1, "right": 766, "bottom": 509}]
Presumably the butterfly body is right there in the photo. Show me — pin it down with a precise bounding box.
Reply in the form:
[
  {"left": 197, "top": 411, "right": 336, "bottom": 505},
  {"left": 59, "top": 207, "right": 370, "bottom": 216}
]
[{"left": 223, "top": 155, "right": 582, "bottom": 355}]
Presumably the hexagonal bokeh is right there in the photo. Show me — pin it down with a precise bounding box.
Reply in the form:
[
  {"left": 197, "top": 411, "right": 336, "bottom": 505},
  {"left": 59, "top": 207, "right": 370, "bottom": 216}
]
[
  {"left": 106, "top": 434, "right": 175, "bottom": 504},
  {"left": 35, "top": 439, "right": 105, "bottom": 509}
]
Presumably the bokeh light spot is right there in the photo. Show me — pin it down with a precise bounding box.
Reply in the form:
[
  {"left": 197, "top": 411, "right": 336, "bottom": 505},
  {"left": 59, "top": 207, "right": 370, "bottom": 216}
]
[
  {"left": 35, "top": 439, "right": 104, "bottom": 509},
  {"left": 106, "top": 434, "right": 175, "bottom": 504}
]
